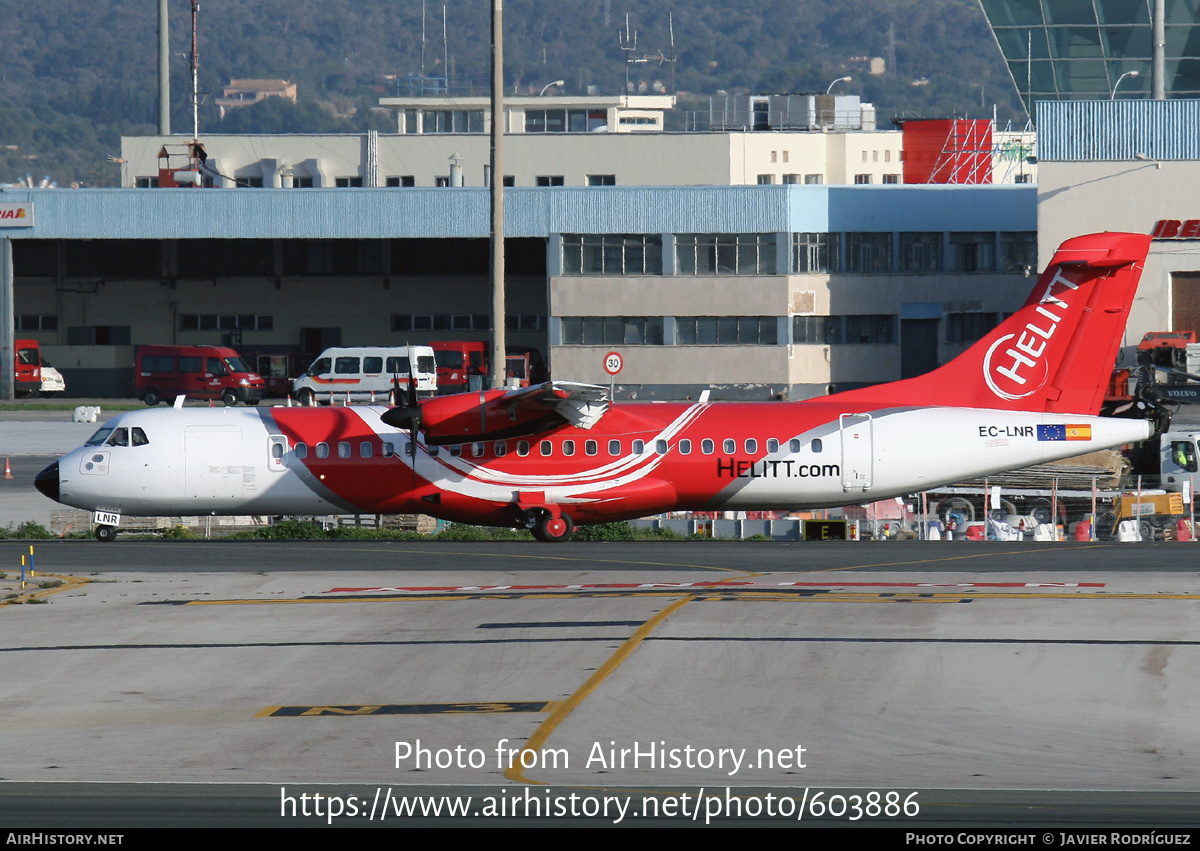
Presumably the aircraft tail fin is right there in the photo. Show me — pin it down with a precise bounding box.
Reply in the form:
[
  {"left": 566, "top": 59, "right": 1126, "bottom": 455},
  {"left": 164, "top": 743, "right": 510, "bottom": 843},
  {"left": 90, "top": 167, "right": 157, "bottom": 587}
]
[{"left": 835, "top": 232, "right": 1151, "bottom": 415}]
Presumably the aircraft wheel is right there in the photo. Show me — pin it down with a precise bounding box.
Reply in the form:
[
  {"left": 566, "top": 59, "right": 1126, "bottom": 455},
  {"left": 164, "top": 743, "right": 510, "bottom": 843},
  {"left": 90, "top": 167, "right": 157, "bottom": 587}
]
[
  {"left": 94, "top": 525, "right": 117, "bottom": 543},
  {"left": 143, "top": 388, "right": 161, "bottom": 406},
  {"left": 533, "top": 511, "right": 574, "bottom": 543},
  {"left": 297, "top": 389, "right": 315, "bottom": 407},
  {"left": 221, "top": 389, "right": 239, "bottom": 406}
]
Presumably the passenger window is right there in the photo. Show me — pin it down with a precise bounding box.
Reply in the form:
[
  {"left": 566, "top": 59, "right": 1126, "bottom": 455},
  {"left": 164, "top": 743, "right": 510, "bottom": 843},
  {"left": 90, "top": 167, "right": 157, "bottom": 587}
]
[
  {"left": 745, "top": 438, "right": 758, "bottom": 454},
  {"left": 789, "top": 439, "right": 801, "bottom": 452},
  {"left": 377, "top": 442, "right": 390, "bottom": 458},
  {"left": 563, "top": 440, "right": 575, "bottom": 456},
  {"left": 495, "top": 441, "right": 507, "bottom": 457},
  {"left": 723, "top": 438, "right": 735, "bottom": 454},
  {"left": 338, "top": 442, "right": 351, "bottom": 458},
  {"left": 701, "top": 438, "right": 714, "bottom": 455},
  {"left": 316, "top": 442, "right": 329, "bottom": 459},
  {"left": 540, "top": 440, "right": 552, "bottom": 457},
  {"left": 295, "top": 442, "right": 308, "bottom": 459},
  {"left": 272, "top": 443, "right": 284, "bottom": 459},
  {"left": 472, "top": 443, "right": 485, "bottom": 457},
  {"left": 363, "top": 357, "right": 383, "bottom": 374},
  {"left": 655, "top": 440, "right": 668, "bottom": 454},
  {"left": 132, "top": 427, "right": 150, "bottom": 447},
  {"left": 178, "top": 356, "right": 203, "bottom": 374},
  {"left": 428, "top": 446, "right": 440, "bottom": 458},
  {"left": 679, "top": 439, "right": 691, "bottom": 455},
  {"left": 206, "top": 358, "right": 229, "bottom": 377},
  {"left": 608, "top": 439, "right": 621, "bottom": 456},
  {"left": 633, "top": 439, "right": 644, "bottom": 454},
  {"left": 517, "top": 441, "right": 529, "bottom": 457},
  {"left": 360, "top": 442, "right": 372, "bottom": 458},
  {"left": 335, "top": 357, "right": 360, "bottom": 375},
  {"left": 449, "top": 444, "right": 462, "bottom": 457},
  {"left": 767, "top": 438, "right": 779, "bottom": 453},
  {"left": 585, "top": 440, "right": 597, "bottom": 456},
  {"left": 811, "top": 438, "right": 823, "bottom": 453}
]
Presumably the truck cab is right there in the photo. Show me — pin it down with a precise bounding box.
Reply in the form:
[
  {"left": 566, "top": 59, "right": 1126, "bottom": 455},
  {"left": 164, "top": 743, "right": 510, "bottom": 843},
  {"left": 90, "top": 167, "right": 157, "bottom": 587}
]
[{"left": 1160, "top": 430, "right": 1200, "bottom": 494}]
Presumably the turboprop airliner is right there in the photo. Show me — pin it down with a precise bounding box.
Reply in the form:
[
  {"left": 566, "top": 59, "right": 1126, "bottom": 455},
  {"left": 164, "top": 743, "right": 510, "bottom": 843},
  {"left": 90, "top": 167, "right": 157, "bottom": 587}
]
[{"left": 36, "top": 232, "right": 1154, "bottom": 542}]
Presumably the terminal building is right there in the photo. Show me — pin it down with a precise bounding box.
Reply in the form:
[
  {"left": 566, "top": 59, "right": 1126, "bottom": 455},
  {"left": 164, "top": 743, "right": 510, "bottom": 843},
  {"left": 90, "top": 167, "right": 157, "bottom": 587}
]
[{"left": 0, "top": 183, "right": 1035, "bottom": 399}]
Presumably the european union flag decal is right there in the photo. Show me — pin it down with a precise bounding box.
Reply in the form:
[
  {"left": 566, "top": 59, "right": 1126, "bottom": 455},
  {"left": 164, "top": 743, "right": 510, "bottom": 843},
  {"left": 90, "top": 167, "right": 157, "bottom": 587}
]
[{"left": 1037, "top": 424, "right": 1065, "bottom": 441}]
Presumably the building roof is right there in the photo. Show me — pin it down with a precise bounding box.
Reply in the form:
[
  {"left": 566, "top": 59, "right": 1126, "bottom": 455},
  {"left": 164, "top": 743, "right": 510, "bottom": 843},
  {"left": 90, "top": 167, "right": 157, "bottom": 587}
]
[{"left": 0, "top": 185, "right": 1035, "bottom": 241}]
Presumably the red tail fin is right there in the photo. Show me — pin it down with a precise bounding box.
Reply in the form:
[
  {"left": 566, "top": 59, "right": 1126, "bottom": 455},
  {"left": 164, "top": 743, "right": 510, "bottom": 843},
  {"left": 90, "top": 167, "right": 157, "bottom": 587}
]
[{"left": 833, "top": 232, "right": 1151, "bottom": 414}]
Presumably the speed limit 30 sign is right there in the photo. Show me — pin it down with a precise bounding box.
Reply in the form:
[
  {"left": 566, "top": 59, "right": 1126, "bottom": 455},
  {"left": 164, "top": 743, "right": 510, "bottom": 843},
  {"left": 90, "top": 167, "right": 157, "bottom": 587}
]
[{"left": 603, "top": 351, "right": 623, "bottom": 376}]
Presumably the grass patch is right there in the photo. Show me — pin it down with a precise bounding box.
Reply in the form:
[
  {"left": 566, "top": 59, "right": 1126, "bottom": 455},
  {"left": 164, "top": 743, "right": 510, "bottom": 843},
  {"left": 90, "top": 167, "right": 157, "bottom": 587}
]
[{"left": 2, "top": 521, "right": 53, "bottom": 539}]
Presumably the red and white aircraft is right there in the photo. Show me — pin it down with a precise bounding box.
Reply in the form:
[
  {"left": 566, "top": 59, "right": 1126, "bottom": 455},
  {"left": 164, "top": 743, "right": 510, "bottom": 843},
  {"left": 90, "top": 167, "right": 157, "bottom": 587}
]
[{"left": 36, "top": 232, "right": 1153, "bottom": 541}]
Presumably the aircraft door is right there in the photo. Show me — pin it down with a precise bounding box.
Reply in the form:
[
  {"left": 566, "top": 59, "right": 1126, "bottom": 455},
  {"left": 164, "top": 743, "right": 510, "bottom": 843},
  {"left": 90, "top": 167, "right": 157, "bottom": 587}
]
[
  {"left": 839, "top": 413, "right": 873, "bottom": 492},
  {"left": 185, "top": 426, "right": 243, "bottom": 500},
  {"left": 268, "top": 435, "right": 289, "bottom": 473}
]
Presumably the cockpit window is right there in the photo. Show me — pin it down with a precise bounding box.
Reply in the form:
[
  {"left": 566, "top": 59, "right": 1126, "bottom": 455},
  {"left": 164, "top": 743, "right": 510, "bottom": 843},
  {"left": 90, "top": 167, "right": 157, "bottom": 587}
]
[
  {"left": 131, "top": 427, "right": 150, "bottom": 446},
  {"left": 104, "top": 427, "right": 129, "bottom": 447},
  {"left": 85, "top": 427, "right": 114, "bottom": 446}
]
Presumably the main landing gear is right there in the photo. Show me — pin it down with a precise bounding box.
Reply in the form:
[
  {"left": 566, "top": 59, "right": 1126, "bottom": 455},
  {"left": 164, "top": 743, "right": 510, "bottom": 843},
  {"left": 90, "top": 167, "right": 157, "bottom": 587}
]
[
  {"left": 94, "top": 525, "right": 117, "bottom": 543},
  {"left": 525, "top": 508, "right": 575, "bottom": 542}
]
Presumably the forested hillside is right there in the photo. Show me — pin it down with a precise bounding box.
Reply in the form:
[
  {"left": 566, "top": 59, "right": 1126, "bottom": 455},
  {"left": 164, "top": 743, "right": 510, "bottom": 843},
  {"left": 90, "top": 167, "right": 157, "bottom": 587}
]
[{"left": 0, "top": 0, "right": 1021, "bottom": 186}]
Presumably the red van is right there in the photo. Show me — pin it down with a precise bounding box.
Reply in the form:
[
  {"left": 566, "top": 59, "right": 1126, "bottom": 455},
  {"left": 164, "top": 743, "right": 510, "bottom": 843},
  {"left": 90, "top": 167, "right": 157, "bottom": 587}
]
[
  {"left": 15, "top": 339, "right": 42, "bottom": 397},
  {"left": 134, "top": 345, "right": 265, "bottom": 405}
]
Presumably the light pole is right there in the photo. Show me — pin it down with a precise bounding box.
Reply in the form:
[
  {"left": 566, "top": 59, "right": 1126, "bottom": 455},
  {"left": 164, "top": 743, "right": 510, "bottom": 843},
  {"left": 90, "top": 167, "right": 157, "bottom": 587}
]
[
  {"left": 538, "top": 79, "right": 565, "bottom": 96},
  {"left": 825, "top": 75, "right": 852, "bottom": 95},
  {"left": 1111, "top": 69, "right": 1140, "bottom": 99}
]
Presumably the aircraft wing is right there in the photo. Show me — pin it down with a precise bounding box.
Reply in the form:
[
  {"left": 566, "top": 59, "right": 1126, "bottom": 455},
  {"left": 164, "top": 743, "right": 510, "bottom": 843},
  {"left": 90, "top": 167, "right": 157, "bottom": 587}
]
[{"left": 499, "top": 381, "right": 611, "bottom": 429}]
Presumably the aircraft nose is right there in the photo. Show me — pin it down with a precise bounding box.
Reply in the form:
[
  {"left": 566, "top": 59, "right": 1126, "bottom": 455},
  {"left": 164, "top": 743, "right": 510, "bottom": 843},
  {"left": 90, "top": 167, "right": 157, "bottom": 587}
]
[{"left": 34, "top": 460, "right": 59, "bottom": 503}]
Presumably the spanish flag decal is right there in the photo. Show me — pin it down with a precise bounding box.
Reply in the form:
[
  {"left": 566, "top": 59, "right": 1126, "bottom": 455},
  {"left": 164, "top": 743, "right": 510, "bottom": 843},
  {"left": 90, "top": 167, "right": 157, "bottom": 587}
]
[{"left": 1065, "top": 424, "right": 1092, "bottom": 440}]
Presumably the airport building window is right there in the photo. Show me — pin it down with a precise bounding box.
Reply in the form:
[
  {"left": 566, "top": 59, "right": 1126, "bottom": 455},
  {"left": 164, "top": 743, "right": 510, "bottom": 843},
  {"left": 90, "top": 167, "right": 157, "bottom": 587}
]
[
  {"left": 950, "top": 232, "right": 996, "bottom": 272},
  {"left": 675, "top": 233, "right": 776, "bottom": 276},
  {"left": 335, "top": 177, "right": 364, "bottom": 188},
  {"left": 793, "top": 315, "right": 896, "bottom": 345},
  {"left": 946, "top": 312, "right": 1000, "bottom": 344},
  {"left": 526, "top": 109, "right": 595, "bottom": 133},
  {"left": 882, "top": 174, "right": 901, "bottom": 184},
  {"left": 793, "top": 232, "right": 839, "bottom": 273},
  {"left": 386, "top": 176, "right": 416, "bottom": 187},
  {"left": 16, "top": 315, "right": 57, "bottom": 331},
  {"left": 899, "top": 232, "right": 943, "bottom": 273},
  {"left": 562, "top": 234, "right": 663, "bottom": 275},
  {"left": 675, "top": 316, "right": 778, "bottom": 345},
  {"left": 536, "top": 175, "right": 565, "bottom": 186},
  {"left": 181, "top": 314, "right": 273, "bottom": 331},
  {"left": 1000, "top": 231, "right": 1037, "bottom": 272},
  {"left": 587, "top": 174, "right": 616, "bottom": 186},
  {"left": 854, "top": 174, "right": 873, "bottom": 184},
  {"left": 559, "top": 316, "right": 665, "bottom": 346},
  {"left": 844, "top": 232, "right": 892, "bottom": 273},
  {"left": 391, "top": 314, "right": 543, "bottom": 332},
  {"left": 421, "top": 109, "right": 484, "bottom": 133}
]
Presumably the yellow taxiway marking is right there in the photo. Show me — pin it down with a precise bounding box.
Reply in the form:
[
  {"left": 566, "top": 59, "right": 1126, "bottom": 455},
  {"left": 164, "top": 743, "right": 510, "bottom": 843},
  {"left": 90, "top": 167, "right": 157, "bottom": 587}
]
[
  {"left": 503, "top": 594, "right": 697, "bottom": 785},
  {"left": 0, "top": 573, "right": 89, "bottom": 607}
]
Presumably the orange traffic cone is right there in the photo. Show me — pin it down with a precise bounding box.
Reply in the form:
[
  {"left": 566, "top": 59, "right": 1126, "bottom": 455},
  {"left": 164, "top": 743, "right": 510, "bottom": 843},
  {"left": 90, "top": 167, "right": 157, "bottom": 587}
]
[{"left": 4, "top": 458, "right": 12, "bottom": 480}]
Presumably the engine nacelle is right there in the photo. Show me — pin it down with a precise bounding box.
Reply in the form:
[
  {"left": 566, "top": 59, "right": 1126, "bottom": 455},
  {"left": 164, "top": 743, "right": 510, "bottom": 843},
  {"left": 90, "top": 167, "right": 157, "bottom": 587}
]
[{"left": 416, "top": 389, "right": 563, "bottom": 444}]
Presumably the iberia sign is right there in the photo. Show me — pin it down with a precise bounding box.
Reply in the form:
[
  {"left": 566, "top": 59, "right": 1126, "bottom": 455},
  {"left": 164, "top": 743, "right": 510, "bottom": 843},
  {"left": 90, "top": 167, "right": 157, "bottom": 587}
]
[
  {"left": 1152, "top": 219, "right": 1200, "bottom": 239},
  {"left": 0, "top": 203, "right": 33, "bottom": 227}
]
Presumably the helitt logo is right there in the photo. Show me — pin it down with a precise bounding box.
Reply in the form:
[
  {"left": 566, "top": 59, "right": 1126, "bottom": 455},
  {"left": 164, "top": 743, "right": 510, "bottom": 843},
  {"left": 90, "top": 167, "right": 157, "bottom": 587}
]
[{"left": 983, "top": 266, "right": 1080, "bottom": 401}]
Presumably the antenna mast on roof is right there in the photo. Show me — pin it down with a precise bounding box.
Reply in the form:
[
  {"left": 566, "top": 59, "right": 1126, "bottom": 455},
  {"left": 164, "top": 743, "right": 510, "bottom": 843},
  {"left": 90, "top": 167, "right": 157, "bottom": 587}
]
[
  {"left": 618, "top": 13, "right": 677, "bottom": 96},
  {"left": 190, "top": 0, "right": 200, "bottom": 141}
]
